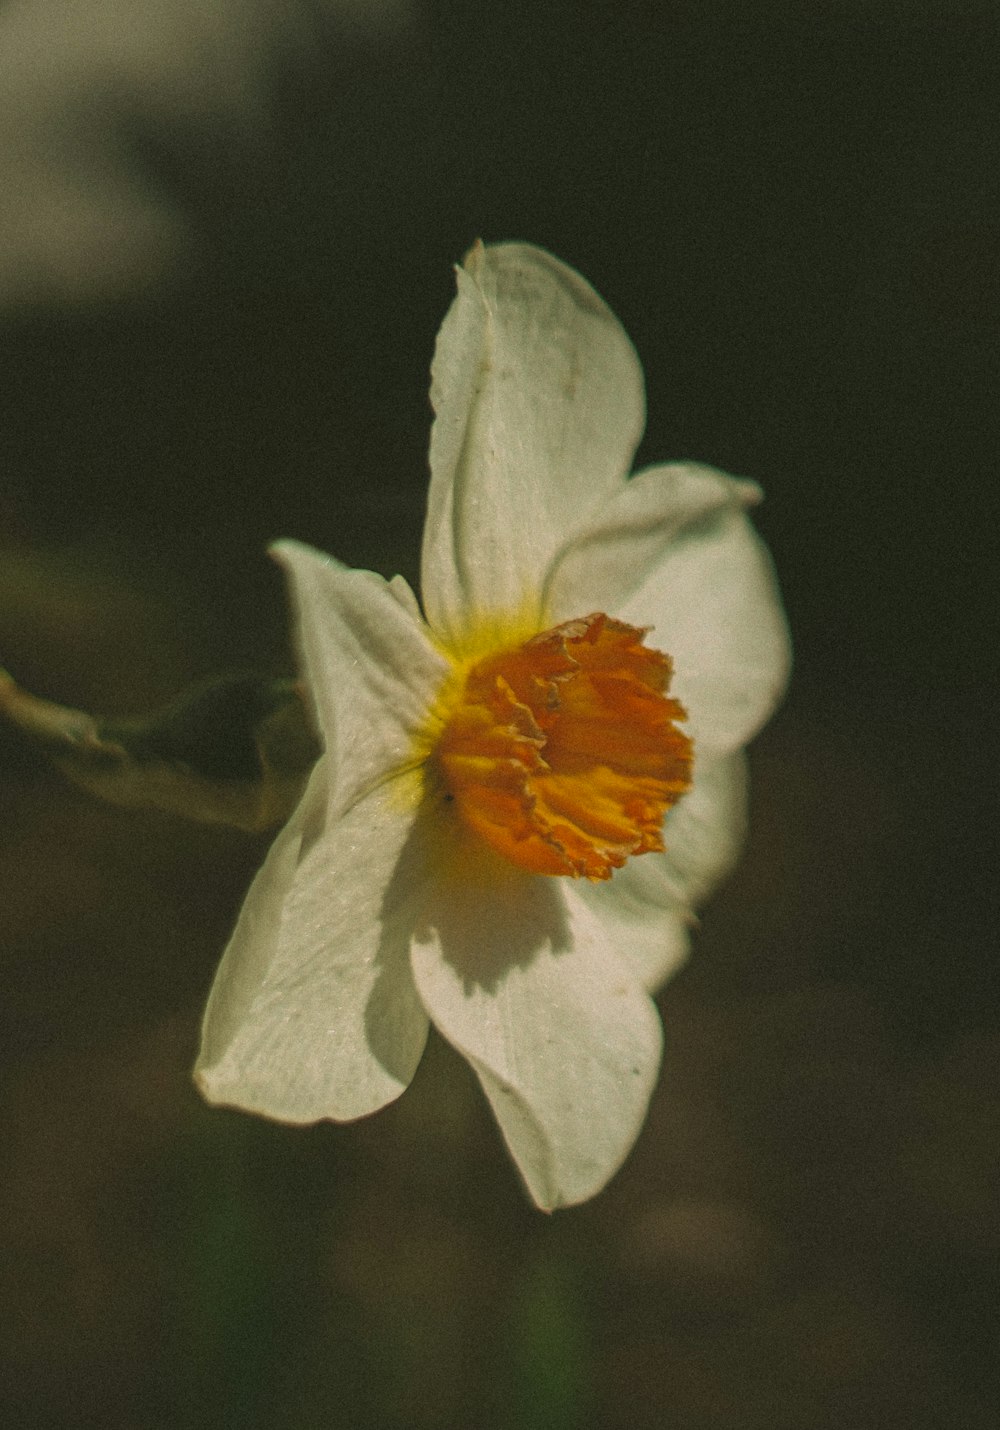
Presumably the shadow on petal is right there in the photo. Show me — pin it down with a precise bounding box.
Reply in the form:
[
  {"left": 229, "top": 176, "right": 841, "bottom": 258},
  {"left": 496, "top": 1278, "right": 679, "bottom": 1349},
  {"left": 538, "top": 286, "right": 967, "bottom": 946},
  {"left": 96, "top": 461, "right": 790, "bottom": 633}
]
[
  {"left": 381, "top": 789, "right": 574, "bottom": 996},
  {"left": 296, "top": 756, "right": 331, "bottom": 861}
]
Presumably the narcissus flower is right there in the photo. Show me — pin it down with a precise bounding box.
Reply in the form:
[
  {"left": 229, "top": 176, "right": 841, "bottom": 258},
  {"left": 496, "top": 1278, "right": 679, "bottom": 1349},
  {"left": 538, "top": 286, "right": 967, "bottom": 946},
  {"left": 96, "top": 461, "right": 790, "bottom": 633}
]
[{"left": 195, "top": 242, "right": 790, "bottom": 1209}]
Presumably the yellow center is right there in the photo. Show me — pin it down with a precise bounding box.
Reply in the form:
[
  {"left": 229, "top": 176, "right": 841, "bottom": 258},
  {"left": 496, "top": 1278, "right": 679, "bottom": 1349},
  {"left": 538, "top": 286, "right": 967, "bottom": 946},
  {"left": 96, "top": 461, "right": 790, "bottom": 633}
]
[{"left": 431, "top": 612, "right": 693, "bottom": 880}]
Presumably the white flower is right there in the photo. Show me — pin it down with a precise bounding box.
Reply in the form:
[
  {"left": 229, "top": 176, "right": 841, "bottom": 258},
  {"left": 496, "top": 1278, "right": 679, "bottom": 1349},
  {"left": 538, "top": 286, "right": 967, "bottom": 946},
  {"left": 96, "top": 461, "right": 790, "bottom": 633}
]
[{"left": 195, "top": 242, "right": 790, "bottom": 1209}]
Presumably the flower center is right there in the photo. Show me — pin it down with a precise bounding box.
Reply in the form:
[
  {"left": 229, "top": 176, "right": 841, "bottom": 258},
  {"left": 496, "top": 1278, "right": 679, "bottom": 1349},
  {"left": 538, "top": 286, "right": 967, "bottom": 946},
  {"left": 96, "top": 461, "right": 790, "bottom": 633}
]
[{"left": 433, "top": 613, "right": 693, "bottom": 880}]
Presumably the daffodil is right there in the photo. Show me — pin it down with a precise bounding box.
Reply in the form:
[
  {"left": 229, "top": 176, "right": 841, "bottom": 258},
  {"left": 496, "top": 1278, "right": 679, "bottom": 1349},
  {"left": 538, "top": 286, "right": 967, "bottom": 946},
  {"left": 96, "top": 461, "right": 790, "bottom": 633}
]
[{"left": 195, "top": 242, "right": 790, "bottom": 1209}]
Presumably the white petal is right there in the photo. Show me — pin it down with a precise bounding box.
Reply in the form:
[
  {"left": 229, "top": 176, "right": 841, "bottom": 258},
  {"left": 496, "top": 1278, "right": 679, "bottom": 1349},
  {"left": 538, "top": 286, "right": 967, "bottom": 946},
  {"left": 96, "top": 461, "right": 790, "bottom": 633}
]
[
  {"left": 409, "top": 842, "right": 662, "bottom": 1209},
  {"left": 272, "top": 540, "right": 450, "bottom": 815},
  {"left": 545, "top": 462, "right": 790, "bottom": 755},
  {"left": 196, "top": 765, "right": 430, "bottom": 1122},
  {"left": 564, "top": 882, "right": 692, "bottom": 996},
  {"left": 421, "top": 241, "right": 646, "bottom": 646},
  {"left": 563, "top": 752, "right": 748, "bottom": 992},
  {"left": 544, "top": 461, "right": 754, "bottom": 616},
  {"left": 658, "top": 750, "right": 749, "bottom": 907}
]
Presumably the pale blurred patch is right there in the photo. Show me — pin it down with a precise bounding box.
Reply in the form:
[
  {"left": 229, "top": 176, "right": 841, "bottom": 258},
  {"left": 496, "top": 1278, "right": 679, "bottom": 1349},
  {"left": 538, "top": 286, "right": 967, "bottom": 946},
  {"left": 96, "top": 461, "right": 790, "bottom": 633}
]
[{"left": 0, "top": 0, "right": 416, "bottom": 308}]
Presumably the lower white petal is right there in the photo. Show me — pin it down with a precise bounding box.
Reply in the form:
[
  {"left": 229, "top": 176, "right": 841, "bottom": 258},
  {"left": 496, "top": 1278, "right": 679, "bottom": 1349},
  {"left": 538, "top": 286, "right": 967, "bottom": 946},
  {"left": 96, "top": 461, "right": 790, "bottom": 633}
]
[
  {"left": 196, "top": 763, "right": 429, "bottom": 1123},
  {"left": 564, "top": 881, "right": 692, "bottom": 995},
  {"left": 657, "top": 750, "right": 749, "bottom": 907},
  {"left": 409, "top": 845, "right": 662, "bottom": 1210},
  {"left": 564, "top": 752, "right": 748, "bottom": 992}
]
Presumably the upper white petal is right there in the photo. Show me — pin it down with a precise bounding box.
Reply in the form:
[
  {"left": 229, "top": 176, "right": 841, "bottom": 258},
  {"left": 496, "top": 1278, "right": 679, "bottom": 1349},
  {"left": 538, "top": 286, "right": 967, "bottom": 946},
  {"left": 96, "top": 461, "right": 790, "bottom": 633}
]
[
  {"left": 544, "top": 462, "right": 791, "bottom": 754},
  {"left": 271, "top": 540, "right": 450, "bottom": 815},
  {"left": 562, "top": 751, "right": 749, "bottom": 993},
  {"left": 195, "top": 764, "right": 430, "bottom": 1123},
  {"left": 407, "top": 838, "right": 662, "bottom": 1210},
  {"left": 421, "top": 241, "right": 646, "bottom": 646}
]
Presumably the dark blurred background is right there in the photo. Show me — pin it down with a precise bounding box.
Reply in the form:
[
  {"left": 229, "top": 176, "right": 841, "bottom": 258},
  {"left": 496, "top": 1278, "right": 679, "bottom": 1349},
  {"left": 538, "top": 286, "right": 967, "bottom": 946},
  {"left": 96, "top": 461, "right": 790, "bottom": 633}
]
[{"left": 1, "top": 2, "right": 998, "bottom": 1427}]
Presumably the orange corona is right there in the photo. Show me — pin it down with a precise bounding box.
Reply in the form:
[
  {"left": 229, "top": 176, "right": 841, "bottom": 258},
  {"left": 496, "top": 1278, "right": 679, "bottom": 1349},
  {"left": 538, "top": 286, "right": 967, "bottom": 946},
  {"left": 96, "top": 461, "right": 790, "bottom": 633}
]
[{"left": 434, "top": 613, "right": 693, "bottom": 880}]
